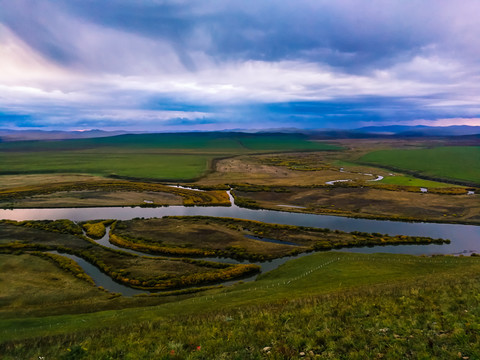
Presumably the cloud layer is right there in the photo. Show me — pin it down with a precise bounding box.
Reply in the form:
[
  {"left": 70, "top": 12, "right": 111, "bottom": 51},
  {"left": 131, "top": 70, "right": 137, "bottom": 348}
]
[{"left": 1, "top": 0, "right": 480, "bottom": 130}]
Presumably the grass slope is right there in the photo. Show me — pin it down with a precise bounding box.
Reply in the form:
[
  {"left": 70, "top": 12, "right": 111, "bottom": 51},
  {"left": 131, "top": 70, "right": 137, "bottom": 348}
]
[
  {"left": 360, "top": 146, "right": 480, "bottom": 185},
  {"left": 1, "top": 252, "right": 480, "bottom": 358},
  {"left": 0, "top": 254, "right": 112, "bottom": 318}
]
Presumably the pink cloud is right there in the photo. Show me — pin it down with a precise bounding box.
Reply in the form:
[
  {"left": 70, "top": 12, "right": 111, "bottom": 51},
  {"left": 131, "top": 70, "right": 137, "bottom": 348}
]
[{"left": 408, "top": 118, "right": 480, "bottom": 127}]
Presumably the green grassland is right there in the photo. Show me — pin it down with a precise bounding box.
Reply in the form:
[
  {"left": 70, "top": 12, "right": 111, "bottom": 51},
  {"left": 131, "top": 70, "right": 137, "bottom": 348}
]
[
  {"left": 0, "top": 133, "right": 339, "bottom": 181},
  {"left": 0, "top": 132, "right": 339, "bottom": 152},
  {"left": 378, "top": 175, "right": 460, "bottom": 188},
  {"left": 360, "top": 146, "right": 480, "bottom": 185},
  {"left": 1, "top": 252, "right": 480, "bottom": 358},
  {"left": 0, "top": 152, "right": 213, "bottom": 180}
]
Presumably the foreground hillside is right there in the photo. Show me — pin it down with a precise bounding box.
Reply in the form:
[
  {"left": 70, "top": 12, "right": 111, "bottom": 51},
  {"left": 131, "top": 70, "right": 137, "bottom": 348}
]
[{"left": 1, "top": 252, "right": 479, "bottom": 359}]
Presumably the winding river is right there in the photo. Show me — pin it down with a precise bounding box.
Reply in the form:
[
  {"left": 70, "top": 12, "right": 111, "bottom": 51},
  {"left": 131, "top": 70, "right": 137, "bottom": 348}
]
[{"left": 2, "top": 191, "right": 479, "bottom": 295}]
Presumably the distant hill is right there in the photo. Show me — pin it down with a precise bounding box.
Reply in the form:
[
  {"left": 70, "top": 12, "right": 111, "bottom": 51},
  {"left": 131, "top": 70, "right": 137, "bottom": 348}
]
[
  {"left": 355, "top": 125, "right": 480, "bottom": 137},
  {"left": 0, "top": 125, "right": 479, "bottom": 143},
  {"left": 0, "top": 129, "right": 132, "bottom": 142}
]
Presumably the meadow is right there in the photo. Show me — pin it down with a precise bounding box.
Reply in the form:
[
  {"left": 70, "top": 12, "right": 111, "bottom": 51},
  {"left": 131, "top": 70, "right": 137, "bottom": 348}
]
[
  {"left": 0, "top": 152, "right": 213, "bottom": 180},
  {"left": 378, "top": 175, "right": 459, "bottom": 188},
  {"left": 0, "top": 133, "right": 339, "bottom": 181},
  {"left": 1, "top": 252, "right": 480, "bottom": 358},
  {"left": 360, "top": 146, "right": 480, "bottom": 186}
]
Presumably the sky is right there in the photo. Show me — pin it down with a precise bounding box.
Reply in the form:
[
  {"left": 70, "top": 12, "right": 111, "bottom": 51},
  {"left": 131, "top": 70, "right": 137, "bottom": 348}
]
[{"left": 1, "top": 0, "right": 480, "bottom": 131}]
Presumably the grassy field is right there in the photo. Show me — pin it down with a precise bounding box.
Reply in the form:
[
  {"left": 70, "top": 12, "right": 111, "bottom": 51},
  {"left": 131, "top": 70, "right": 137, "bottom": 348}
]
[
  {"left": 378, "top": 175, "right": 460, "bottom": 188},
  {"left": 0, "top": 133, "right": 340, "bottom": 152},
  {"left": 0, "top": 133, "right": 339, "bottom": 181},
  {"left": 360, "top": 146, "right": 480, "bottom": 185},
  {"left": 1, "top": 252, "right": 480, "bottom": 358},
  {"left": 0, "top": 152, "right": 213, "bottom": 180}
]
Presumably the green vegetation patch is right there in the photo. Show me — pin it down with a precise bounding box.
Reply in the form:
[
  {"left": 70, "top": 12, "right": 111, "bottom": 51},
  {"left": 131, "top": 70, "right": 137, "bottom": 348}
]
[
  {"left": 0, "top": 132, "right": 341, "bottom": 152},
  {"left": 80, "top": 220, "right": 115, "bottom": 239},
  {"left": 360, "top": 146, "right": 480, "bottom": 185},
  {"left": 379, "top": 175, "right": 459, "bottom": 188},
  {"left": 0, "top": 152, "right": 212, "bottom": 180}
]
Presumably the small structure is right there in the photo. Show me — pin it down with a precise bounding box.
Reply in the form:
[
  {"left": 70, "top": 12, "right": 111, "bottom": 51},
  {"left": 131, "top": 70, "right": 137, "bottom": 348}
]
[
  {"left": 143, "top": 200, "right": 154, "bottom": 204},
  {"left": 420, "top": 187, "right": 428, "bottom": 193}
]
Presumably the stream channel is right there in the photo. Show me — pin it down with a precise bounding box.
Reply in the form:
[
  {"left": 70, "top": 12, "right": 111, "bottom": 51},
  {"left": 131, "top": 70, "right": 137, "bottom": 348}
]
[{"left": 1, "top": 191, "right": 479, "bottom": 295}]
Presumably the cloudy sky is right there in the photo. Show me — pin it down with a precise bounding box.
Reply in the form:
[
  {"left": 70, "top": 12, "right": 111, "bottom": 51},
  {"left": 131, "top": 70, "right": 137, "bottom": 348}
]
[{"left": 1, "top": 0, "right": 480, "bottom": 131}]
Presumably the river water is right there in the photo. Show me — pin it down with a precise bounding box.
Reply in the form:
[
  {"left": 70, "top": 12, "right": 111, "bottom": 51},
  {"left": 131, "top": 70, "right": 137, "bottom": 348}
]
[
  {"left": 2, "top": 194, "right": 479, "bottom": 295},
  {"left": 1, "top": 202, "right": 478, "bottom": 255}
]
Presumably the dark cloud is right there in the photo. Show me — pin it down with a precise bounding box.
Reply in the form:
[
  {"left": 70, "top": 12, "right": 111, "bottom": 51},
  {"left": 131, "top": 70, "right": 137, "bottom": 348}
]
[
  {"left": 0, "top": 1, "right": 79, "bottom": 65},
  {"left": 1, "top": 0, "right": 480, "bottom": 130},
  {"left": 0, "top": 0, "right": 457, "bottom": 71},
  {"left": 43, "top": 0, "right": 469, "bottom": 73}
]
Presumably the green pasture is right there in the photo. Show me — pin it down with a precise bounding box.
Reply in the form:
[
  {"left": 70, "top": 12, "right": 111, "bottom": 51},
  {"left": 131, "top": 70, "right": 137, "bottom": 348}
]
[
  {"left": 0, "top": 132, "right": 339, "bottom": 152},
  {"left": 0, "top": 133, "right": 339, "bottom": 181},
  {"left": 360, "top": 146, "right": 480, "bottom": 185},
  {"left": 378, "top": 175, "right": 456, "bottom": 188},
  {"left": 0, "top": 152, "right": 212, "bottom": 180}
]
